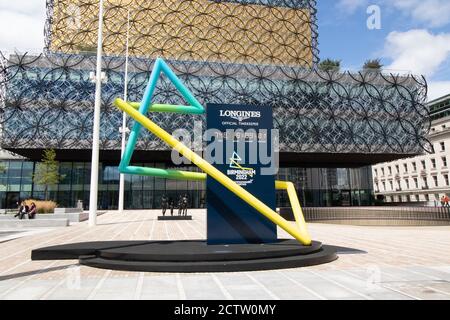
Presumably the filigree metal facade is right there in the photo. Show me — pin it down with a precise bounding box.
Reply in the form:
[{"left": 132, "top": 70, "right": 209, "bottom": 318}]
[
  {"left": 0, "top": 52, "right": 431, "bottom": 155},
  {"left": 0, "top": 0, "right": 431, "bottom": 157},
  {"left": 45, "top": 0, "right": 319, "bottom": 68}
]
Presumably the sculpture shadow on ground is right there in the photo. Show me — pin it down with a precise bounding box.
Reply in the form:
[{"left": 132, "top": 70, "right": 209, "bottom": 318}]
[
  {"left": 326, "top": 245, "right": 367, "bottom": 255},
  {"left": 0, "top": 263, "right": 79, "bottom": 282}
]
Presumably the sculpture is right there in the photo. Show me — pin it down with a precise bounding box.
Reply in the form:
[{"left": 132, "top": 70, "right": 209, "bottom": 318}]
[{"left": 115, "top": 58, "right": 313, "bottom": 245}]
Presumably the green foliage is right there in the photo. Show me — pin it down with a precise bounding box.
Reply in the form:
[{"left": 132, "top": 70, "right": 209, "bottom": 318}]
[
  {"left": 33, "top": 149, "right": 64, "bottom": 200},
  {"left": 318, "top": 58, "right": 341, "bottom": 72},
  {"left": 24, "top": 199, "right": 57, "bottom": 214},
  {"left": 363, "top": 59, "right": 383, "bottom": 72}
]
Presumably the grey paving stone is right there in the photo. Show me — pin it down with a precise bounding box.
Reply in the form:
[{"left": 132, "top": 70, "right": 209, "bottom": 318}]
[
  {"left": 281, "top": 271, "right": 366, "bottom": 300},
  {"left": 179, "top": 274, "right": 228, "bottom": 300},
  {"left": 2, "top": 280, "right": 58, "bottom": 300},
  {"left": 212, "top": 273, "right": 276, "bottom": 300},
  {"left": 89, "top": 277, "right": 139, "bottom": 300},
  {"left": 140, "top": 275, "right": 180, "bottom": 300}
]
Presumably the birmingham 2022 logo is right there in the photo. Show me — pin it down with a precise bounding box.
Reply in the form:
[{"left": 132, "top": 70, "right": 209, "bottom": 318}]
[{"left": 227, "top": 151, "right": 256, "bottom": 187}]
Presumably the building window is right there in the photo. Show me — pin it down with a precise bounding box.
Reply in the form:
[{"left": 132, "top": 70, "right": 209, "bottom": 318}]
[
  {"left": 404, "top": 163, "right": 408, "bottom": 173},
  {"left": 423, "top": 177, "right": 428, "bottom": 188},
  {"left": 433, "top": 176, "right": 438, "bottom": 187},
  {"left": 414, "top": 178, "right": 418, "bottom": 188},
  {"left": 395, "top": 165, "right": 399, "bottom": 173},
  {"left": 389, "top": 181, "right": 393, "bottom": 190},
  {"left": 405, "top": 179, "right": 410, "bottom": 189},
  {"left": 381, "top": 168, "right": 385, "bottom": 176},
  {"left": 441, "top": 142, "right": 446, "bottom": 152},
  {"left": 382, "top": 182, "right": 386, "bottom": 190},
  {"left": 421, "top": 160, "right": 426, "bottom": 170},
  {"left": 388, "top": 167, "right": 392, "bottom": 175},
  {"left": 443, "top": 157, "right": 447, "bottom": 167},
  {"left": 445, "top": 175, "right": 449, "bottom": 186},
  {"left": 374, "top": 169, "right": 378, "bottom": 176},
  {"left": 425, "top": 194, "right": 430, "bottom": 202},
  {"left": 431, "top": 159, "right": 436, "bottom": 169},
  {"left": 412, "top": 162, "right": 417, "bottom": 172}
]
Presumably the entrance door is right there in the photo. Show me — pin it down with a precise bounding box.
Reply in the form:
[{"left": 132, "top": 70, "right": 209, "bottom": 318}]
[{"left": 5, "top": 192, "right": 20, "bottom": 209}]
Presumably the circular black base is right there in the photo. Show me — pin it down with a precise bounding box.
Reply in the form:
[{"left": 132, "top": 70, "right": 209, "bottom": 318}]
[{"left": 77, "top": 240, "right": 337, "bottom": 272}]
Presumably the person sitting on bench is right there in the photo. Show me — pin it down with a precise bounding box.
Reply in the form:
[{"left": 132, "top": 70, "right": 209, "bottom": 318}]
[
  {"left": 28, "top": 202, "right": 37, "bottom": 219},
  {"left": 14, "top": 201, "right": 29, "bottom": 220}
]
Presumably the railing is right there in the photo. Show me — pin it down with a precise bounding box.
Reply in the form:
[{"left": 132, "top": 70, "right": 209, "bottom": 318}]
[{"left": 279, "top": 206, "right": 450, "bottom": 226}]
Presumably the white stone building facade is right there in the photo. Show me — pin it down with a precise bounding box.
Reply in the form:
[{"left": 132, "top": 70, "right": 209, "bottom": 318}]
[{"left": 373, "top": 94, "right": 450, "bottom": 205}]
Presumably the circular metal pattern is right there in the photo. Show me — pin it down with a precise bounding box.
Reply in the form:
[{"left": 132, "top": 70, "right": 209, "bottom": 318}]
[
  {"left": 45, "top": 0, "right": 320, "bottom": 68},
  {"left": 0, "top": 52, "right": 432, "bottom": 154},
  {"left": 0, "top": 0, "right": 432, "bottom": 155}
]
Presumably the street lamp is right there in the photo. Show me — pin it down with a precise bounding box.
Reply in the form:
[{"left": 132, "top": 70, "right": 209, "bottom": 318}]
[
  {"left": 88, "top": 0, "right": 104, "bottom": 227},
  {"left": 118, "top": 10, "right": 131, "bottom": 213}
]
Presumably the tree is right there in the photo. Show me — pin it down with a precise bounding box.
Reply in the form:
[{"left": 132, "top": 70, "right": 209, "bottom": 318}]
[
  {"left": 363, "top": 59, "right": 383, "bottom": 72},
  {"left": 318, "top": 58, "right": 341, "bottom": 72},
  {"left": 33, "top": 149, "right": 64, "bottom": 200}
]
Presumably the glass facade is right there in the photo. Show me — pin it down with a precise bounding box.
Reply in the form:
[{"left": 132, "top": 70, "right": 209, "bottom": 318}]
[{"left": 0, "top": 160, "right": 373, "bottom": 209}]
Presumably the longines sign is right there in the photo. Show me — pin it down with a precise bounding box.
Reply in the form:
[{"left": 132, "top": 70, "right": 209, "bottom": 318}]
[{"left": 219, "top": 109, "right": 261, "bottom": 123}]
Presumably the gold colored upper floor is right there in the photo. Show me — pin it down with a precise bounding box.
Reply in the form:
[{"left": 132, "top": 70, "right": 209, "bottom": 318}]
[{"left": 47, "top": 0, "right": 315, "bottom": 67}]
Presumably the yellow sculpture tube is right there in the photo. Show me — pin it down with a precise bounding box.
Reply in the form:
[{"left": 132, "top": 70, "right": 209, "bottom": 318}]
[{"left": 275, "top": 181, "right": 311, "bottom": 241}]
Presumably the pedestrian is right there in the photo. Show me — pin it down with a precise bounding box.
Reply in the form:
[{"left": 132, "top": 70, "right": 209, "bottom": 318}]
[
  {"left": 445, "top": 195, "right": 450, "bottom": 208},
  {"left": 14, "top": 201, "right": 21, "bottom": 218},
  {"left": 161, "top": 194, "right": 168, "bottom": 216},
  {"left": 441, "top": 196, "right": 446, "bottom": 207},
  {"left": 14, "top": 201, "right": 26, "bottom": 219},
  {"left": 168, "top": 197, "right": 174, "bottom": 216},
  {"left": 28, "top": 202, "right": 37, "bottom": 219},
  {"left": 14, "top": 201, "right": 29, "bottom": 219}
]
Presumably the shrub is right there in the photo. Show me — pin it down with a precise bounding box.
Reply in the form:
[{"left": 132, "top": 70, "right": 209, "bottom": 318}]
[
  {"left": 319, "top": 58, "right": 341, "bottom": 72},
  {"left": 24, "top": 199, "right": 57, "bottom": 214}
]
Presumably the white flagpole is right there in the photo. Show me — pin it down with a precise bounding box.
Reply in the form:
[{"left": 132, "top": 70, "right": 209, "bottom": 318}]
[
  {"left": 118, "top": 9, "right": 131, "bottom": 213},
  {"left": 88, "top": 0, "right": 104, "bottom": 226}
]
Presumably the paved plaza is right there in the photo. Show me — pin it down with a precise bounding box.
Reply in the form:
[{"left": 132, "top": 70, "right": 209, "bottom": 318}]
[{"left": 1, "top": 210, "right": 450, "bottom": 300}]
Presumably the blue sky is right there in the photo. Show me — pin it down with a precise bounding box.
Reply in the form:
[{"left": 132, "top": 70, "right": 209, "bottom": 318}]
[
  {"left": 0, "top": 0, "right": 449, "bottom": 100},
  {"left": 317, "top": 0, "right": 450, "bottom": 100}
]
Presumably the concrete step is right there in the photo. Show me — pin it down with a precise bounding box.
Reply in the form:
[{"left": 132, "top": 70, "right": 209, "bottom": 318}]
[
  {"left": 0, "top": 219, "right": 69, "bottom": 228},
  {"left": 0, "top": 211, "right": 106, "bottom": 222},
  {"left": 54, "top": 208, "right": 83, "bottom": 214}
]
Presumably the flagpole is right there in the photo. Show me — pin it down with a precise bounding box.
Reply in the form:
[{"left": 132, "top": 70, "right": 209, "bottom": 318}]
[
  {"left": 118, "top": 9, "right": 131, "bottom": 213},
  {"left": 88, "top": 0, "right": 104, "bottom": 226}
]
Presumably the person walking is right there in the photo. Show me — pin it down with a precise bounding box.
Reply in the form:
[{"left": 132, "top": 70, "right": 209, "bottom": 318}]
[
  {"left": 441, "top": 195, "right": 446, "bottom": 207},
  {"left": 444, "top": 195, "right": 450, "bottom": 208}
]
